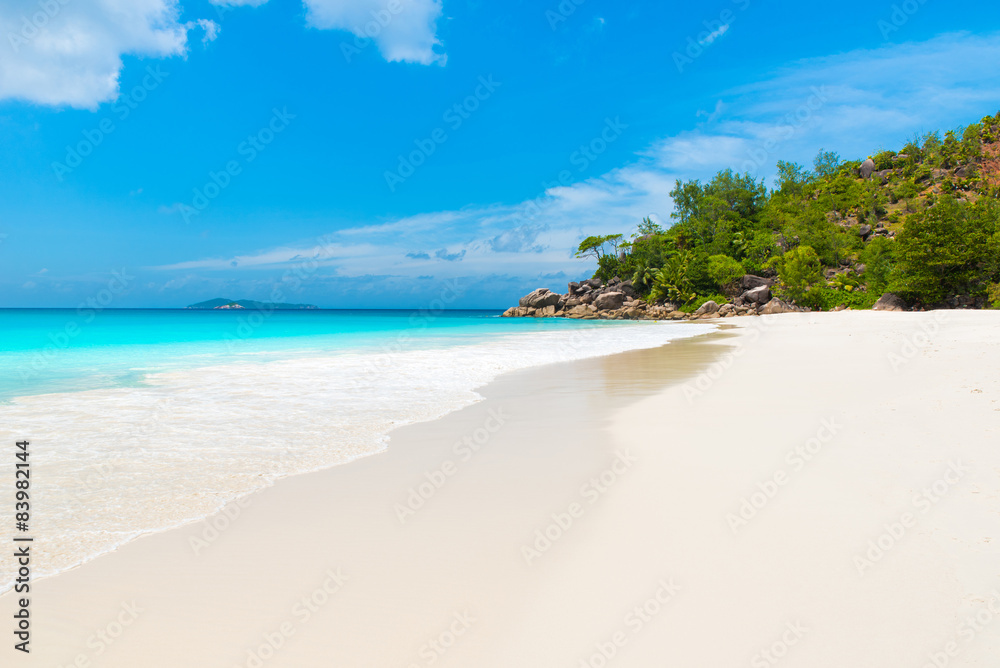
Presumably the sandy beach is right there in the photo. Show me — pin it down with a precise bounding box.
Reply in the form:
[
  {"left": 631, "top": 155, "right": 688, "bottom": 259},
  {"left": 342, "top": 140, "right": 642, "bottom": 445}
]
[{"left": 6, "top": 310, "right": 1000, "bottom": 667}]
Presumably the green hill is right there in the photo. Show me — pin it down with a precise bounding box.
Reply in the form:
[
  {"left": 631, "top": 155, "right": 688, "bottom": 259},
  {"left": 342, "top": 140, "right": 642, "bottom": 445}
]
[{"left": 581, "top": 110, "right": 1000, "bottom": 311}]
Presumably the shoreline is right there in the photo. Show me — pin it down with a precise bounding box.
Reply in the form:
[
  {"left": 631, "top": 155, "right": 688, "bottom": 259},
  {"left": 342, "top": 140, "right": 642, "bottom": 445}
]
[
  {"left": 1, "top": 324, "right": 734, "bottom": 666},
  {"left": 0, "top": 319, "right": 716, "bottom": 595},
  {"left": 5, "top": 311, "right": 1000, "bottom": 666}
]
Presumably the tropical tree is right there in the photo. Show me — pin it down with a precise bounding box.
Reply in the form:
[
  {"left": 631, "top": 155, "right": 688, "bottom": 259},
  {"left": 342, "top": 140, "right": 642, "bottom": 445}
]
[
  {"left": 650, "top": 252, "right": 695, "bottom": 304},
  {"left": 575, "top": 234, "right": 624, "bottom": 262}
]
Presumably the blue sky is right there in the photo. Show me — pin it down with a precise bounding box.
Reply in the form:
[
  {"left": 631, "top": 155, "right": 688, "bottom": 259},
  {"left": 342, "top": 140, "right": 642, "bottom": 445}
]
[{"left": 1, "top": 0, "right": 1000, "bottom": 308}]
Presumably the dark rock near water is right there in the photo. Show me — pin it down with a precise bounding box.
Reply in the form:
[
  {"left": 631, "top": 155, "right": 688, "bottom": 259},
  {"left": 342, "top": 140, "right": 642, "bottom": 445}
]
[
  {"left": 519, "top": 288, "right": 561, "bottom": 309},
  {"left": 761, "top": 298, "right": 795, "bottom": 315},
  {"left": 741, "top": 275, "right": 773, "bottom": 290},
  {"left": 694, "top": 300, "right": 720, "bottom": 316},
  {"left": 742, "top": 285, "right": 771, "bottom": 305},
  {"left": 872, "top": 293, "right": 907, "bottom": 312},
  {"left": 594, "top": 292, "right": 626, "bottom": 311}
]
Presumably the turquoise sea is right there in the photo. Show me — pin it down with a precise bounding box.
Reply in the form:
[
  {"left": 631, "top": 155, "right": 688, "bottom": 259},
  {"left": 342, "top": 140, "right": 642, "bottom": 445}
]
[
  {"left": 0, "top": 308, "right": 714, "bottom": 591},
  {"left": 1, "top": 308, "right": 607, "bottom": 402}
]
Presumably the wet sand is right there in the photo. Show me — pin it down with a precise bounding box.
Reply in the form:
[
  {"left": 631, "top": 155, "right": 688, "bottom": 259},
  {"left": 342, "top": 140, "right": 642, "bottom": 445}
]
[{"left": 6, "top": 311, "right": 1000, "bottom": 667}]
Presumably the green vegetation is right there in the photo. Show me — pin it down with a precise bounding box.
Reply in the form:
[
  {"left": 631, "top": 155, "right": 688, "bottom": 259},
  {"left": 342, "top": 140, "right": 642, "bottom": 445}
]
[{"left": 575, "top": 111, "right": 1000, "bottom": 310}]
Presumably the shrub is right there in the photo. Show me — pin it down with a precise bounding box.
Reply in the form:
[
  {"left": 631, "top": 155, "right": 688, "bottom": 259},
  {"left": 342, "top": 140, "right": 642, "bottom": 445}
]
[
  {"left": 680, "top": 294, "right": 730, "bottom": 313},
  {"left": 889, "top": 196, "right": 997, "bottom": 305},
  {"left": 769, "top": 246, "right": 824, "bottom": 304},
  {"left": 651, "top": 252, "right": 696, "bottom": 304},
  {"left": 707, "top": 254, "right": 746, "bottom": 293},
  {"left": 989, "top": 283, "right": 1000, "bottom": 309}
]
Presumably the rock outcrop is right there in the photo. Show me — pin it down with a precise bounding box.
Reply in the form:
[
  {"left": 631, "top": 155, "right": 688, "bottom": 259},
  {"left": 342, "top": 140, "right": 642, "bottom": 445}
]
[
  {"left": 760, "top": 298, "right": 795, "bottom": 315},
  {"left": 594, "top": 292, "right": 626, "bottom": 311},
  {"left": 742, "top": 285, "right": 771, "bottom": 305},
  {"left": 872, "top": 293, "right": 908, "bottom": 312},
  {"left": 504, "top": 277, "right": 813, "bottom": 321},
  {"left": 860, "top": 158, "right": 876, "bottom": 180}
]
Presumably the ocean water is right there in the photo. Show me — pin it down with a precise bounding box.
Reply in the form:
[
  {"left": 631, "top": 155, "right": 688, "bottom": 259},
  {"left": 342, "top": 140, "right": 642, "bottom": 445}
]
[{"left": 0, "top": 309, "right": 714, "bottom": 591}]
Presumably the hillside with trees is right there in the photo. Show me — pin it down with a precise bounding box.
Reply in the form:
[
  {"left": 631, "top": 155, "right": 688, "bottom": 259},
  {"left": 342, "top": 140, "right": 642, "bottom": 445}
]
[{"left": 576, "top": 111, "right": 1000, "bottom": 313}]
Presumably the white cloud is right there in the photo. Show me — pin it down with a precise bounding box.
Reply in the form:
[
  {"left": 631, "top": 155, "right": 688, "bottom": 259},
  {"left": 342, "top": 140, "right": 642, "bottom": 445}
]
[
  {"left": 303, "top": 0, "right": 446, "bottom": 66},
  {"left": 152, "top": 32, "right": 1000, "bottom": 287},
  {"left": 698, "top": 23, "right": 729, "bottom": 46},
  {"left": 0, "top": 0, "right": 214, "bottom": 109},
  {"left": 210, "top": 0, "right": 268, "bottom": 6},
  {"left": 0, "top": 0, "right": 445, "bottom": 109},
  {"left": 211, "top": 0, "right": 446, "bottom": 65}
]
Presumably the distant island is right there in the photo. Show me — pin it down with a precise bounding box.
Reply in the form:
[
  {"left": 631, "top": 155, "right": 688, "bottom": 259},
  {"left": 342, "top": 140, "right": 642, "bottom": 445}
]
[{"left": 186, "top": 299, "right": 319, "bottom": 310}]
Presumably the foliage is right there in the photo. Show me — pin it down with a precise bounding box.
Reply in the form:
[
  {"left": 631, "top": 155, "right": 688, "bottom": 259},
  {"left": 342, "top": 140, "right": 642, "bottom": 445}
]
[
  {"left": 889, "top": 197, "right": 998, "bottom": 305},
  {"left": 575, "top": 234, "right": 623, "bottom": 262},
  {"left": 989, "top": 283, "right": 1000, "bottom": 309},
  {"left": 635, "top": 216, "right": 665, "bottom": 237},
  {"left": 650, "top": 252, "right": 695, "bottom": 305},
  {"left": 680, "top": 294, "right": 730, "bottom": 313},
  {"left": 768, "top": 246, "right": 824, "bottom": 304},
  {"left": 707, "top": 254, "right": 745, "bottom": 293},
  {"left": 631, "top": 261, "right": 657, "bottom": 293},
  {"left": 572, "top": 110, "right": 1000, "bottom": 311},
  {"left": 813, "top": 149, "right": 842, "bottom": 178}
]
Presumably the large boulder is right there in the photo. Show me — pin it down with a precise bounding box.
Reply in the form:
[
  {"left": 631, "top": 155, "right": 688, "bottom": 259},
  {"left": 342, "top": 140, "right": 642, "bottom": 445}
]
[
  {"left": 860, "top": 158, "right": 876, "bottom": 180},
  {"left": 742, "top": 285, "right": 771, "bottom": 305},
  {"left": 694, "top": 300, "right": 720, "bottom": 316},
  {"left": 619, "top": 280, "right": 639, "bottom": 299},
  {"left": 519, "top": 288, "right": 561, "bottom": 309},
  {"left": 872, "top": 293, "right": 907, "bottom": 312},
  {"left": 858, "top": 224, "right": 873, "bottom": 241},
  {"left": 741, "top": 275, "right": 773, "bottom": 290},
  {"left": 760, "top": 298, "right": 794, "bottom": 315},
  {"left": 594, "top": 291, "right": 626, "bottom": 311}
]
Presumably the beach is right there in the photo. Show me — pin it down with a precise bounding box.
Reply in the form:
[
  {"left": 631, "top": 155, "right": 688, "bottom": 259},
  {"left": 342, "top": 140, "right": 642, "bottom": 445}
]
[{"left": 4, "top": 310, "right": 1000, "bottom": 667}]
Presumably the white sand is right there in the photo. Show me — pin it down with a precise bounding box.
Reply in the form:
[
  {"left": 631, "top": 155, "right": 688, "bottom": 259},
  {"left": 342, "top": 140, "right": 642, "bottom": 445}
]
[{"left": 5, "top": 310, "right": 1000, "bottom": 667}]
